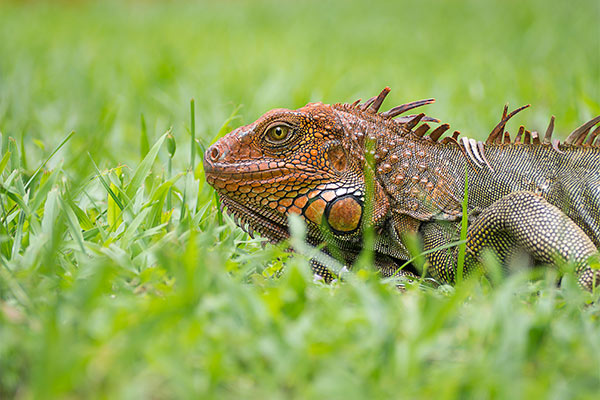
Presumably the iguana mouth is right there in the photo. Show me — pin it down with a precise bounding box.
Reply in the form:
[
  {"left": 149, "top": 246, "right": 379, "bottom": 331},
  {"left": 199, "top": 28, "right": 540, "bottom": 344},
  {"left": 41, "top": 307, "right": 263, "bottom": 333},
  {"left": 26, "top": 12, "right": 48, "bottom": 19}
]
[
  {"left": 218, "top": 194, "right": 289, "bottom": 243},
  {"left": 205, "top": 166, "right": 288, "bottom": 185},
  {"left": 204, "top": 161, "right": 322, "bottom": 182}
]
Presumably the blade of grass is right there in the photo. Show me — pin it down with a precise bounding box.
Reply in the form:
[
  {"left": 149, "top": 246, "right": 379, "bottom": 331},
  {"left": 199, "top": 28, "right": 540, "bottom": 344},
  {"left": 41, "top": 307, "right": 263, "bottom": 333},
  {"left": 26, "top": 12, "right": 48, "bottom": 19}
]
[
  {"left": 8, "top": 138, "right": 21, "bottom": 175},
  {"left": 126, "top": 129, "right": 169, "bottom": 199},
  {"left": 65, "top": 197, "right": 95, "bottom": 231},
  {"left": 140, "top": 113, "right": 150, "bottom": 159},
  {"left": 10, "top": 191, "right": 30, "bottom": 258},
  {"left": 107, "top": 182, "right": 123, "bottom": 231},
  {"left": 121, "top": 207, "right": 151, "bottom": 247},
  {"left": 20, "top": 130, "right": 28, "bottom": 170},
  {"left": 189, "top": 99, "right": 195, "bottom": 169},
  {"left": 0, "top": 151, "right": 11, "bottom": 176},
  {"left": 24, "top": 131, "right": 74, "bottom": 191},
  {"left": 60, "top": 199, "right": 88, "bottom": 256},
  {"left": 148, "top": 172, "right": 183, "bottom": 226},
  {"left": 0, "top": 129, "right": 7, "bottom": 156},
  {"left": 0, "top": 184, "right": 31, "bottom": 216},
  {"left": 41, "top": 188, "right": 59, "bottom": 239},
  {"left": 456, "top": 166, "right": 469, "bottom": 284},
  {"left": 354, "top": 134, "right": 376, "bottom": 270},
  {"left": 88, "top": 153, "right": 124, "bottom": 211},
  {"left": 30, "top": 163, "right": 61, "bottom": 212}
]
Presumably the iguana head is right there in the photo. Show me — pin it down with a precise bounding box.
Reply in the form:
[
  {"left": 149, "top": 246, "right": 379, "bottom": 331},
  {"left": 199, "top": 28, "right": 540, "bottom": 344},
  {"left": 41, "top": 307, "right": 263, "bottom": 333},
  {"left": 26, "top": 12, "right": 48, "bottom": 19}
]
[
  {"left": 203, "top": 87, "right": 437, "bottom": 245},
  {"left": 204, "top": 102, "right": 366, "bottom": 243}
]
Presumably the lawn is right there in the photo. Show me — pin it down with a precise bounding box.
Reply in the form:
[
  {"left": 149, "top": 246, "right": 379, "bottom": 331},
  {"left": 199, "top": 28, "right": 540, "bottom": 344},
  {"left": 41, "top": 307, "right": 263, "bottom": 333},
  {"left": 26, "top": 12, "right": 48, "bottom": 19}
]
[{"left": 0, "top": 0, "right": 599, "bottom": 398}]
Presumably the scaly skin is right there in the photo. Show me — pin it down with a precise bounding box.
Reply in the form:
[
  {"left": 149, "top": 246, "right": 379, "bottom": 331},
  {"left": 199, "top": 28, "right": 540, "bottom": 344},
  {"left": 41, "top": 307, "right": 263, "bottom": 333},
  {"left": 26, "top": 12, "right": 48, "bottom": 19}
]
[{"left": 203, "top": 87, "right": 600, "bottom": 290}]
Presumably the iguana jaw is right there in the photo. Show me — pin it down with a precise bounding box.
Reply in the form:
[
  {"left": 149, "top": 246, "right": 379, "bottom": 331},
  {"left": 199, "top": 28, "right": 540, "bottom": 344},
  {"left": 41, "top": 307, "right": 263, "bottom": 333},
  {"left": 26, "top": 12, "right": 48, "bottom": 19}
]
[
  {"left": 218, "top": 193, "right": 289, "bottom": 242},
  {"left": 204, "top": 148, "right": 327, "bottom": 243}
]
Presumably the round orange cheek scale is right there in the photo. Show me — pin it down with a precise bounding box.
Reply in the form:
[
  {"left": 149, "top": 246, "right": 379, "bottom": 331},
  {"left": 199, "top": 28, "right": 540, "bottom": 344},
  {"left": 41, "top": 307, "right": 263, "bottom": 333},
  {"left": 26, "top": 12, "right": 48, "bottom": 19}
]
[{"left": 326, "top": 196, "right": 362, "bottom": 233}]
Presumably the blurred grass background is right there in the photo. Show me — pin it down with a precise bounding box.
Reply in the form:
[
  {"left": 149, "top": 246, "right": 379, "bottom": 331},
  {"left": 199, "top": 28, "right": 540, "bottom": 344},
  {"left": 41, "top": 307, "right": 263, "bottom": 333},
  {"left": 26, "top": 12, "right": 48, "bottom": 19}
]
[{"left": 0, "top": 0, "right": 599, "bottom": 398}]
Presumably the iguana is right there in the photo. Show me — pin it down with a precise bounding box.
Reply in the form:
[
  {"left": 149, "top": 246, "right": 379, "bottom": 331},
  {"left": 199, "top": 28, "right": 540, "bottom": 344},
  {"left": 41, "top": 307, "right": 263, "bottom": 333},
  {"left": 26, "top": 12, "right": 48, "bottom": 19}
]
[{"left": 203, "top": 87, "right": 600, "bottom": 291}]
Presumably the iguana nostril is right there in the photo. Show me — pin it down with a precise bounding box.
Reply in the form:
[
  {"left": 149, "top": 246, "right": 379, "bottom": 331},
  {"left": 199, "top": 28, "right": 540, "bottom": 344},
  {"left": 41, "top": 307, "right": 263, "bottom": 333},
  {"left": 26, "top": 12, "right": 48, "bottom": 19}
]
[{"left": 210, "top": 146, "right": 220, "bottom": 161}]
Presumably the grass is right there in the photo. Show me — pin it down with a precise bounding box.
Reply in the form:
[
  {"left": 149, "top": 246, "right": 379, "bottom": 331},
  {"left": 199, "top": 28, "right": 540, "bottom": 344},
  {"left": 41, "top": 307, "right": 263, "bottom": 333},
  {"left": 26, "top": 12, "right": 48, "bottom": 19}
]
[{"left": 0, "top": 0, "right": 599, "bottom": 398}]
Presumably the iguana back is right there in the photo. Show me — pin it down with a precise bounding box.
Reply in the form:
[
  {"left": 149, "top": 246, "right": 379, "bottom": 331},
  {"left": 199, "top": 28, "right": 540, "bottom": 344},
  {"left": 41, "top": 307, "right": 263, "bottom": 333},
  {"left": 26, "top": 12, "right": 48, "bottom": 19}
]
[{"left": 376, "top": 133, "right": 600, "bottom": 247}]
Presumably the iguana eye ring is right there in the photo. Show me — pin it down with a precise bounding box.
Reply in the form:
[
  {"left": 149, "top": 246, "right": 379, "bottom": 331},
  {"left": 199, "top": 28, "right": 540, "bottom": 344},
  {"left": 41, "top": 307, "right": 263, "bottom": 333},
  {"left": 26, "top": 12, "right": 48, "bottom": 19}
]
[{"left": 264, "top": 124, "right": 293, "bottom": 145}]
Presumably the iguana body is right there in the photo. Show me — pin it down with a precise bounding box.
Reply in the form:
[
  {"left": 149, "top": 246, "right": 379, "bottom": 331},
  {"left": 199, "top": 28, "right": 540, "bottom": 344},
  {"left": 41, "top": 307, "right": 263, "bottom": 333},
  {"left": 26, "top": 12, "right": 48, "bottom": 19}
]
[{"left": 204, "top": 87, "right": 600, "bottom": 290}]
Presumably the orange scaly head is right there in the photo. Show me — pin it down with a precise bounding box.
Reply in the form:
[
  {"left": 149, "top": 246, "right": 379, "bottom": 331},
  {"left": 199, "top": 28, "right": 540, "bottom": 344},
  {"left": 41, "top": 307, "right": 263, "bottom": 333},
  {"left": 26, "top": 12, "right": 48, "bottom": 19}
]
[
  {"left": 203, "top": 87, "right": 441, "bottom": 262},
  {"left": 204, "top": 101, "right": 368, "bottom": 244}
]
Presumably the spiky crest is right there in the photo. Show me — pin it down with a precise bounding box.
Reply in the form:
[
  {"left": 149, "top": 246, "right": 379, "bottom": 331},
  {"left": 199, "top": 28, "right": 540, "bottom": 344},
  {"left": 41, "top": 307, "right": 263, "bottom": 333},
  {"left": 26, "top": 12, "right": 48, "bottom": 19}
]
[{"left": 333, "top": 87, "right": 600, "bottom": 172}]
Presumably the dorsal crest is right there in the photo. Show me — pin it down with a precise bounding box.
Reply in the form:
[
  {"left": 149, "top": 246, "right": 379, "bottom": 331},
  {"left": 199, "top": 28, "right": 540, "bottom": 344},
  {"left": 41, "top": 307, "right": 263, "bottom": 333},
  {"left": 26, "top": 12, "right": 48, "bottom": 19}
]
[{"left": 335, "top": 87, "right": 600, "bottom": 171}]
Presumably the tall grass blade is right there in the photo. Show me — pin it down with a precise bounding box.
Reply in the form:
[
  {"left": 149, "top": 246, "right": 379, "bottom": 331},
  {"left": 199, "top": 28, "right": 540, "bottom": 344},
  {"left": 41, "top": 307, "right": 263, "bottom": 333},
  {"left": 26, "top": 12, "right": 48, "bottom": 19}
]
[
  {"left": 88, "top": 153, "right": 124, "bottom": 211},
  {"left": 456, "top": 166, "right": 469, "bottom": 284},
  {"left": 61, "top": 199, "right": 88, "bottom": 255},
  {"left": 108, "top": 182, "right": 123, "bottom": 230},
  {"left": 190, "top": 99, "right": 196, "bottom": 169},
  {"left": 24, "top": 131, "right": 74, "bottom": 191},
  {"left": 140, "top": 113, "right": 150, "bottom": 159},
  {"left": 125, "top": 130, "right": 169, "bottom": 199},
  {"left": 0, "top": 151, "right": 11, "bottom": 176}
]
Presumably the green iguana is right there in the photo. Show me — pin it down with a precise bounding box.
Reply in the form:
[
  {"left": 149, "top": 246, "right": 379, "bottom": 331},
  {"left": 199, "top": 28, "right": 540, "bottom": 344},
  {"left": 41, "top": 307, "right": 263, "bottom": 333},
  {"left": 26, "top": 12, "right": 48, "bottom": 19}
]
[{"left": 203, "top": 87, "right": 600, "bottom": 291}]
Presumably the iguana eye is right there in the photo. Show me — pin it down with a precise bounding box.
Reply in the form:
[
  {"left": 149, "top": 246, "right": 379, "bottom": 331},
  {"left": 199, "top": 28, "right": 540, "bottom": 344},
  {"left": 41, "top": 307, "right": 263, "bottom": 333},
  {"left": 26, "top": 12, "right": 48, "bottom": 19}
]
[{"left": 265, "top": 124, "right": 292, "bottom": 144}]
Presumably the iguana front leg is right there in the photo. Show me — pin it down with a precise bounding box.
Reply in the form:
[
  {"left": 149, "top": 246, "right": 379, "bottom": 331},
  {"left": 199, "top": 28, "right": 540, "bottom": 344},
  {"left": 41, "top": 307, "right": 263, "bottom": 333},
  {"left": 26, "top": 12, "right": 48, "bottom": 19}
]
[{"left": 421, "top": 191, "right": 600, "bottom": 291}]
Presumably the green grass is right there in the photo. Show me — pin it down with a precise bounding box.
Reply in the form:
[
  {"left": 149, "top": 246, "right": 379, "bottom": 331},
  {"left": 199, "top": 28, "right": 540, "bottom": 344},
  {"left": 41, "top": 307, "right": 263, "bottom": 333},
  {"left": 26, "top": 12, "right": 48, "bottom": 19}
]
[{"left": 0, "top": 0, "right": 599, "bottom": 398}]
